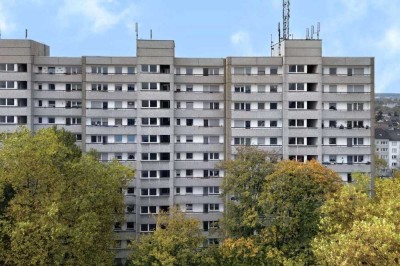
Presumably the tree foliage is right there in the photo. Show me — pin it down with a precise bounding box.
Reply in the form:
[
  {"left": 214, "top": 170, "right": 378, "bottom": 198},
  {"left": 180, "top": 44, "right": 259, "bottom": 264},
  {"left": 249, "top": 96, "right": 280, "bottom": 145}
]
[
  {"left": 0, "top": 128, "right": 133, "bottom": 265},
  {"left": 313, "top": 174, "right": 400, "bottom": 265},
  {"left": 259, "top": 160, "right": 341, "bottom": 263},
  {"left": 219, "top": 146, "right": 278, "bottom": 237},
  {"left": 219, "top": 147, "right": 341, "bottom": 264},
  {"left": 129, "top": 208, "right": 205, "bottom": 266}
]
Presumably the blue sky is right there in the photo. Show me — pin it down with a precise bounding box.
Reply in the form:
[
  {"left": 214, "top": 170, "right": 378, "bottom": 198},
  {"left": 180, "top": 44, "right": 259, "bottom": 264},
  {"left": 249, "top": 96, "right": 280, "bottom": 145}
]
[{"left": 1, "top": 0, "right": 399, "bottom": 93}]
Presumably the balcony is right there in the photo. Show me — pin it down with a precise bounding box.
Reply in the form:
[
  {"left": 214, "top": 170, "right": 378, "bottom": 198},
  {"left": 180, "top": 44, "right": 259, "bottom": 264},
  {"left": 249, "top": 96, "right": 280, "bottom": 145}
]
[
  {"left": 174, "top": 92, "right": 224, "bottom": 101},
  {"left": 86, "top": 91, "right": 138, "bottom": 100},
  {"left": 174, "top": 109, "right": 224, "bottom": 118},
  {"left": 322, "top": 110, "right": 371, "bottom": 120},
  {"left": 322, "top": 145, "right": 371, "bottom": 155},
  {"left": 175, "top": 143, "right": 224, "bottom": 152},
  {"left": 231, "top": 74, "right": 282, "bottom": 84},
  {"left": 231, "top": 128, "right": 282, "bottom": 137},
  {"left": 322, "top": 74, "right": 371, "bottom": 84},
  {"left": 85, "top": 143, "right": 137, "bottom": 153},
  {"left": 34, "top": 107, "right": 82, "bottom": 116},
  {"left": 324, "top": 163, "right": 372, "bottom": 173},
  {"left": 34, "top": 90, "right": 82, "bottom": 100},
  {"left": 175, "top": 74, "right": 224, "bottom": 84}
]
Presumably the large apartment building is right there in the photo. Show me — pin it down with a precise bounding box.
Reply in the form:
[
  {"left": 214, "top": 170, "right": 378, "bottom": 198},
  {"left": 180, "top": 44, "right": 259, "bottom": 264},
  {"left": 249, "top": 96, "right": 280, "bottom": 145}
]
[{"left": 0, "top": 38, "right": 374, "bottom": 260}]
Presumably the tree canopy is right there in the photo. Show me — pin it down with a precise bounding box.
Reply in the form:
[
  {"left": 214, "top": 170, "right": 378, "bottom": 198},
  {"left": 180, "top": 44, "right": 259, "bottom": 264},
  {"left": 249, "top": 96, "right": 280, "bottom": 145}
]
[
  {"left": 312, "top": 174, "right": 400, "bottom": 265},
  {"left": 219, "top": 146, "right": 278, "bottom": 237},
  {"left": 129, "top": 208, "right": 206, "bottom": 266},
  {"left": 0, "top": 128, "right": 133, "bottom": 265}
]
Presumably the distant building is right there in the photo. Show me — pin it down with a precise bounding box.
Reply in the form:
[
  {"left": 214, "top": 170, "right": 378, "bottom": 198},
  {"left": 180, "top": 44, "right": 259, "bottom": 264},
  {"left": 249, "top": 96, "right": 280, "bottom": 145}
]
[
  {"left": 375, "top": 128, "right": 400, "bottom": 176},
  {"left": 0, "top": 37, "right": 374, "bottom": 262}
]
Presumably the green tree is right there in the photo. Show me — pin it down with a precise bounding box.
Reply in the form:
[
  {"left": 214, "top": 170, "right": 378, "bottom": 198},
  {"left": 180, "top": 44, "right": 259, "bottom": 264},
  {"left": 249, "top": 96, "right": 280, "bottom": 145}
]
[
  {"left": 219, "top": 146, "right": 278, "bottom": 237},
  {"left": 313, "top": 174, "right": 400, "bottom": 265},
  {"left": 0, "top": 128, "right": 133, "bottom": 265},
  {"left": 129, "top": 208, "right": 205, "bottom": 266},
  {"left": 259, "top": 160, "right": 341, "bottom": 264}
]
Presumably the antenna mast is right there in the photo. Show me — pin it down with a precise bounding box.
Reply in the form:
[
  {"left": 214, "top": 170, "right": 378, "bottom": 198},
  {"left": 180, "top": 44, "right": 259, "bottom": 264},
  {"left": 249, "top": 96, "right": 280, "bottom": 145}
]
[{"left": 282, "top": 0, "right": 290, "bottom": 40}]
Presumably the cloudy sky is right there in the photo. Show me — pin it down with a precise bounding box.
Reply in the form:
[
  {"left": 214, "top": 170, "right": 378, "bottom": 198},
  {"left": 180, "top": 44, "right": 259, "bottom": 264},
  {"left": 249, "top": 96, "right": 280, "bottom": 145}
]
[{"left": 1, "top": 0, "right": 399, "bottom": 93}]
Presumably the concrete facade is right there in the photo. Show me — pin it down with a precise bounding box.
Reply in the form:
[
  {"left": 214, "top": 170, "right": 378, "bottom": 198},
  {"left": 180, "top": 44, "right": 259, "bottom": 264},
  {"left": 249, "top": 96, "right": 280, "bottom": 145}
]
[{"left": 0, "top": 38, "right": 374, "bottom": 261}]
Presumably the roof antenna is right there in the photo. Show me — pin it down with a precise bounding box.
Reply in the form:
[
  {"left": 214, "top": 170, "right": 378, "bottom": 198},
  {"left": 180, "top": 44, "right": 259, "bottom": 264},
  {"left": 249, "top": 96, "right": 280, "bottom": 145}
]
[
  {"left": 150, "top": 29, "right": 152, "bottom": 40},
  {"left": 270, "top": 34, "right": 273, "bottom": 56},
  {"left": 25, "top": 29, "right": 28, "bottom": 39},
  {"left": 282, "top": 0, "right": 290, "bottom": 40},
  {"left": 135, "top": 23, "right": 139, "bottom": 40},
  {"left": 306, "top": 28, "right": 309, "bottom": 40},
  {"left": 317, "top": 22, "right": 321, "bottom": 39},
  {"left": 311, "top": 25, "right": 315, "bottom": 40}
]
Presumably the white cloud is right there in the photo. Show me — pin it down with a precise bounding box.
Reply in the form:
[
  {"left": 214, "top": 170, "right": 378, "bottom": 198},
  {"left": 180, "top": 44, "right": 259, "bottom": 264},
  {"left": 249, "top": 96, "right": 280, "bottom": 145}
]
[
  {"left": 0, "top": 1, "right": 16, "bottom": 36},
  {"left": 378, "top": 27, "right": 400, "bottom": 55},
  {"left": 58, "top": 0, "right": 136, "bottom": 33},
  {"left": 231, "top": 31, "right": 253, "bottom": 55}
]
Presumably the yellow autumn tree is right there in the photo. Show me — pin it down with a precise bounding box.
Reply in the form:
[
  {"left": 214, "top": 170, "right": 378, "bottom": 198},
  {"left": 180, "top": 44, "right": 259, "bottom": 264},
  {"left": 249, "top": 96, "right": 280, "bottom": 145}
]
[
  {"left": 313, "top": 174, "right": 400, "bottom": 265},
  {"left": 129, "top": 208, "right": 205, "bottom": 266},
  {"left": 0, "top": 128, "right": 133, "bottom": 265}
]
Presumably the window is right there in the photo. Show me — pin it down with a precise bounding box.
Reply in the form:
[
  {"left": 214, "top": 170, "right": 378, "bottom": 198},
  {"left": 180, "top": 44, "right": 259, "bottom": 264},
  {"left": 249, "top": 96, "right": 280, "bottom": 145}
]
[
  {"left": 127, "top": 135, "right": 136, "bottom": 143},
  {"left": 141, "top": 206, "right": 157, "bottom": 214},
  {"left": 353, "top": 138, "right": 364, "bottom": 145},
  {"left": 270, "top": 85, "right": 278, "bottom": 92},
  {"left": 270, "top": 67, "right": 278, "bottom": 75},
  {"left": 270, "top": 138, "right": 278, "bottom": 145},
  {"left": 234, "top": 67, "right": 251, "bottom": 75},
  {"left": 203, "top": 221, "right": 219, "bottom": 231},
  {"left": 209, "top": 204, "right": 219, "bottom": 211},
  {"left": 270, "top": 103, "right": 278, "bottom": 109},
  {"left": 186, "top": 187, "right": 193, "bottom": 194},
  {"left": 127, "top": 187, "right": 135, "bottom": 195},
  {"left": 48, "top": 117, "right": 55, "bottom": 124},
  {"left": 289, "top": 65, "right": 304, "bottom": 73},
  {"left": 126, "top": 222, "right": 135, "bottom": 231},
  {"left": 142, "top": 117, "right": 158, "bottom": 126},
  {"left": 186, "top": 153, "right": 193, "bottom": 160},
  {"left": 258, "top": 103, "right": 265, "bottom": 110},
  {"left": 0, "top": 116, "right": 15, "bottom": 124},
  {"left": 91, "top": 66, "right": 108, "bottom": 74},
  {"left": 348, "top": 85, "right": 364, "bottom": 93},
  {"left": 186, "top": 204, "right": 193, "bottom": 211},
  {"left": 142, "top": 100, "right": 157, "bottom": 108},
  {"left": 347, "top": 103, "right": 364, "bottom": 111},
  {"left": 203, "top": 68, "right": 219, "bottom": 76},
  {"left": 141, "top": 188, "right": 157, "bottom": 196},
  {"left": 186, "top": 68, "right": 193, "bottom": 75},
  {"left": 329, "top": 85, "right": 337, "bottom": 93},
  {"left": 257, "top": 67, "right": 265, "bottom": 75},
  {"left": 329, "top": 138, "right": 337, "bottom": 145},
  {"left": 289, "top": 83, "right": 305, "bottom": 91},
  {"left": 234, "top": 102, "right": 251, "bottom": 111},
  {"left": 127, "top": 66, "right": 135, "bottom": 74},
  {"left": 204, "top": 170, "right": 219, "bottom": 178},
  {"left": 329, "top": 68, "right": 337, "bottom": 75},
  {"left": 186, "top": 169, "right": 193, "bottom": 177},
  {"left": 270, "top": 120, "right": 278, "bottom": 127},
  {"left": 126, "top": 205, "right": 135, "bottom": 213},
  {"left": 208, "top": 187, "right": 220, "bottom": 195},
  {"left": 234, "top": 85, "right": 251, "bottom": 93},
  {"left": 140, "top": 224, "right": 156, "bottom": 232},
  {"left": 234, "top": 137, "right": 251, "bottom": 146},
  {"left": 91, "top": 83, "right": 108, "bottom": 91},
  {"left": 142, "top": 64, "right": 157, "bottom": 73},
  {"left": 142, "top": 170, "right": 157, "bottom": 178},
  {"left": 258, "top": 120, "right": 265, "bottom": 127},
  {"left": 114, "top": 135, "right": 123, "bottom": 143},
  {"left": 209, "top": 102, "right": 219, "bottom": 109}
]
